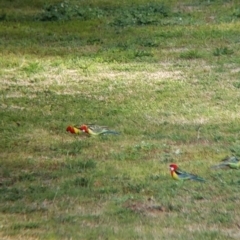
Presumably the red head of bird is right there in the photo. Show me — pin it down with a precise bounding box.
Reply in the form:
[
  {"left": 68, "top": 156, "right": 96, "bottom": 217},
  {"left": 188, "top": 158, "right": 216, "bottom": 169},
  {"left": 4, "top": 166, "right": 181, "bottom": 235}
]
[
  {"left": 79, "top": 124, "right": 89, "bottom": 133},
  {"left": 169, "top": 164, "right": 178, "bottom": 172},
  {"left": 169, "top": 164, "right": 179, "bottom": 179},
  {"left": 66, "top": 126, "right": 75, "bottom": 134}
]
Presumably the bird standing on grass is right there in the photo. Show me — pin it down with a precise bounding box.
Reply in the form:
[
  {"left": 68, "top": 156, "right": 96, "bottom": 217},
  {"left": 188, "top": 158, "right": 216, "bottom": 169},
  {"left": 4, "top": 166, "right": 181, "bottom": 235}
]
[
  {"left": 211, "top": 156, "right": 240, "bottom": 169},
  {"left": 66, "top": 125, "right": 82, "bottom": 134},
  {"left": 169, "top": 164, "right": 205, "bottom": 182},
  {"left": 79, "top": 124, "right": 120, "bottom": 136}
]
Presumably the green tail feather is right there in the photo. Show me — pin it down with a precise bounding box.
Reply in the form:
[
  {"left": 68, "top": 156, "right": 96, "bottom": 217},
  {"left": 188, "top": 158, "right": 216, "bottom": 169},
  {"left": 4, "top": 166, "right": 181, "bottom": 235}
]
[{"left": 192, "top": 175, "right": 206, "bottom": 182}]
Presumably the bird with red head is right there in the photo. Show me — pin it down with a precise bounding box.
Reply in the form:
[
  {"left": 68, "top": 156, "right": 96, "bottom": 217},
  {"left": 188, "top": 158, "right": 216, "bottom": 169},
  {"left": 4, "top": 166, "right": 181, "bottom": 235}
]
[
  {"left": 66, "top": 126, "right": 81, "bottom": 134},
  {"left": 169, "top": 163, "right": 205, "bottom": 182}
]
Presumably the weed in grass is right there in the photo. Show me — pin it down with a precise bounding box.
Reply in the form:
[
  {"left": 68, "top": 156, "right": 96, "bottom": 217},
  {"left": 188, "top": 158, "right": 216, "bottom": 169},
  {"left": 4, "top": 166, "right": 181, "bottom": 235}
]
[
  {"left": 230, "top": 145, "right": 240, "bottom": 156},
  {"left": 134, "top": 49, "right": 154, "bottom": 58},
  {"left": 0, "top": 202, "right": 45, "bottom": 214},
  {"left": 232, "top": 81, "right": 240, "bottom": 89},
  {"left": 73, "top": 177, "right": 90, "bottom": 187},
  {"left": 61, "top": 178, "right": 93, "bottom": 198},
  {"left": 38, "top": 1, "right": 85, "bottom": 21},
  {"left": 21, "top": 62, "right": 44, "bottom": 75},
  {"left": 64, "top": 159, "right": 96, "bottom": 173},
  {"left": 211, "top": 210, "right": 232, "bottom": 225},
  {"left": 232, "top": 7, "right": 240, "bottom": 18},
  {"left": 139, "top": 38, "right": 160, "bottom": 47},
  {"left": 180, "top": 50, "right": 202, "bottom": 59},
  {"left": 11, "top": 221, "right": 40, "bottom": 230},
  {"left": 213, "top": 46, "right": 234, "bottom": 56},
  {"left": 0, "top": 11, "right": 6, "bottom": 21},
  {"left": 18, "top": 171, "right": 36, "bottom": 182},
  {"left": 0, "top": 187, "right": 24, "bottom": 202},
  {"left": 111, "top": 3, "right": 170, "bottom": 27}
]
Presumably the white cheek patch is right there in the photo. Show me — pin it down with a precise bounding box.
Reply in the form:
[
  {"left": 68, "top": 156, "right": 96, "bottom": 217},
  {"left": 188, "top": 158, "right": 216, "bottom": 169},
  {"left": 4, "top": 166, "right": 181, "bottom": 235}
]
[{"left": 170, "top": 167, "right": 174, "bottom": 171}]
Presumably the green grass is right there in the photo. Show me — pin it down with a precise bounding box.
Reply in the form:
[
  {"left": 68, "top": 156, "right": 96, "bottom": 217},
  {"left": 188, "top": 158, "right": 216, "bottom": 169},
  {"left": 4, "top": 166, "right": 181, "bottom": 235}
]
[{"left": 1, "top": 0, "right": 240, "bottom": 239}]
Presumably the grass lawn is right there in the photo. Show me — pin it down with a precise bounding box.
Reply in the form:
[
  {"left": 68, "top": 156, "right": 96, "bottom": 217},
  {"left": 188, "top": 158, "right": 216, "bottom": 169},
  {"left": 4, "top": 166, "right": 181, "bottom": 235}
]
[{"left": 1, "top": 0, "right": 240, "bottom": 239}]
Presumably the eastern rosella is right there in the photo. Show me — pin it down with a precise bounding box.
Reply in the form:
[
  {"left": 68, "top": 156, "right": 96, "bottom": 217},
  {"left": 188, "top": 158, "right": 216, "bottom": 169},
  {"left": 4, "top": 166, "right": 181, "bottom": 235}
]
[
  {"left": 79, "top": 124, "right": 120, "bottom": 136},
  {"left": 211, "top": 156, "right": 240, "bottom": 169},
  {"left": 66, "top": 125, "right": 82, "bottom": 134},
  {"left": 169, "top": 164, "right": 205, "bottom": 182}
]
